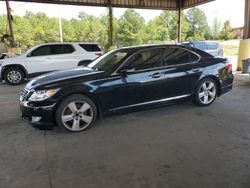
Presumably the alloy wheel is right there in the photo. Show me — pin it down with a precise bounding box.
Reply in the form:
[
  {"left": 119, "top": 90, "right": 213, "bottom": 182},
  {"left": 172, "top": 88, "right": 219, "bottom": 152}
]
[
  {"left": 61, "top": 101, "right": 93, "bottom": 131},
  {"left": 7, "top": 71, "right": 22, "bottom": 84},
  {"left": 198, "top": 81, "right": 216, "bottom": 105}
]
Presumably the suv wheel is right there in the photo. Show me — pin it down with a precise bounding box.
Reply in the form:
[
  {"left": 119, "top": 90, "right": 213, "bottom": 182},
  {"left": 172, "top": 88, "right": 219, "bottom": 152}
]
[
  {"left": 4, "top": 67, "right": 25, "bottom": 85},
  {"left": 193, "top": 78, "right": 218, "bottom": 106},
  {"left": 55, "top": 94, "right": 97, "bottom": 133}
]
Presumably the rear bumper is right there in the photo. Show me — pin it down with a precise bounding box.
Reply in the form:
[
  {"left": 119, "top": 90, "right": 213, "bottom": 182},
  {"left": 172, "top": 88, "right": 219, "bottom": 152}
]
[
  {"left": 219, "top": 73, "right": 234, "bottom": 96},
  {"left": 20, "top": 101, "right": 56, "bottom": 130},
  {"left": 219, "top": 84, "right": 233, "bottom": 96}
]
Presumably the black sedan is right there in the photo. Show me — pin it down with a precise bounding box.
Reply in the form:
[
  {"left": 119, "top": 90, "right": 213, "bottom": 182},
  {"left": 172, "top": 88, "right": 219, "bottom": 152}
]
[{"left": 20, "top": 45, "right": 234, "bottom": 132}]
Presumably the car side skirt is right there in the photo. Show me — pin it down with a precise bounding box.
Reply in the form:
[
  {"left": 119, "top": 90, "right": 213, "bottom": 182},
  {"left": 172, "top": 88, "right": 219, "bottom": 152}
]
[{"left": 108, "top": 94, "right": 191, "bottom": 112}]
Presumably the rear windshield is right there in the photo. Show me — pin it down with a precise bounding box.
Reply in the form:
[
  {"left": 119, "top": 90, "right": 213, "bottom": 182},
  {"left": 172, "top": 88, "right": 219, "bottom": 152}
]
[
  {"left": 193, "top": 42, "right": 207, "bottom": 51},
  {"left": 79, "top": 44, "right": 101, "bottom": 52},
  {"left": 207, "top": 42, "right": 219, "bottom": 50}
]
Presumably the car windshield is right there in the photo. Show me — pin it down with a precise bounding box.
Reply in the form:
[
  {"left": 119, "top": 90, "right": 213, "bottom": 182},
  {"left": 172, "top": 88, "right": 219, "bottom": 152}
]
[{"left": 87, "top": 50, "right": 127, "bottom": 72}]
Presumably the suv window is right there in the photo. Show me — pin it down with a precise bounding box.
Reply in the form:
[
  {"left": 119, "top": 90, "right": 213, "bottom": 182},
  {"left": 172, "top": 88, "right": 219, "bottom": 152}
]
[
  {"left": 207, "top": 42, "right": 219, "bottom": 50},
  {"left": 51, "top": 44, "right": 75, "bottom": 55},
  {"left": 30, "top": 44, "right": 75, "bottom": 57},
  {"left": 163, "top": 47, "right": 200, "bottom": 66},
  {"left": 122, "top": 48, "right": 163, "bottom": 71},
  {"left": 79, "top": 44, "right": 101, "bottom": 52},
  {"left": 193, "top": 42, "right": 207, "bottom": 51},
  {"left": 30, "top": 46, "right": 51, "bottom": 57}
]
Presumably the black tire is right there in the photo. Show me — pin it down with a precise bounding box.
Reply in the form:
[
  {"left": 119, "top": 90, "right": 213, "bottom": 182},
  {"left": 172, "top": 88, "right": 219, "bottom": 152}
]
[
  {"left": 3, "top": 67, "right": 25, "bottom": 85},
  {"left": 55, "top": 94, "right": 97, "bottom": 133},
  {"left": 193, "top": 78, "right": 218, "bottom": 107}
]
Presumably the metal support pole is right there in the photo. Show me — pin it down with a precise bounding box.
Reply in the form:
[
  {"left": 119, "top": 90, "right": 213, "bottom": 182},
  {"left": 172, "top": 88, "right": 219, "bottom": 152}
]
[
  {"left": 177, "top": 0, "right": 182, "bottom": 43},
  {"left": 107, "top": 0, "right": 113, "bottom": 49},
  {"left": 59, "top": 17, "right": 63, "bottom": 42},
  {"left": 243, "top": 0, "right": 250, "bottom": 39},
  {"left": 5, "top": 0, "right": 15, "bottom": 47}
]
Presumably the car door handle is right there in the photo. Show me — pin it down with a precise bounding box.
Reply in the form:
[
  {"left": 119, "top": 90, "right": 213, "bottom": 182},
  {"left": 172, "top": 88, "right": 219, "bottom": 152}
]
[
  {"left": 150, "top": 72, "right": 162, "bottom": 79},
  {"left": 192, "top": 68, "right": 200, "bottom": 72}
]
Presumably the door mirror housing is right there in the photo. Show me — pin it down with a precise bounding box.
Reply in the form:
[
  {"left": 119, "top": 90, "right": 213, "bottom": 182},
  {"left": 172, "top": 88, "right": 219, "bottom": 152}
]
[{"left": 119, "top": 68, "right": 135, "bottom": 76}]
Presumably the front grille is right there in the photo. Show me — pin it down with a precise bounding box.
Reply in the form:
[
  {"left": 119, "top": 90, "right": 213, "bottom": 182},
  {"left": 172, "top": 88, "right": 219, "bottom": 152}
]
[{"left": 20, "top": 88, "right": 30, "bottom": 101}]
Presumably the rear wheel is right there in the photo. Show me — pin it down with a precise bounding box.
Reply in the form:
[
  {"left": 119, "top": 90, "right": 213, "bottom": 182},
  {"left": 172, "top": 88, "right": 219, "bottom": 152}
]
[
  {"left": 193, "top": 78, "right": 217, "bottom": 106},
  {"left": 3, "top": 67, "right": 25, "bottom": 85},
  {"left": 55, "top": 94, "right": 97, "bottom": 133}
]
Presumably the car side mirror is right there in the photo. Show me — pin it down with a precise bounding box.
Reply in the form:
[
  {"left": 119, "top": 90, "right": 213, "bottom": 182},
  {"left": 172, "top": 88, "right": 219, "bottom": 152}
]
[{"left": 119, "top": 68, "right": 135, "bottom": 77}]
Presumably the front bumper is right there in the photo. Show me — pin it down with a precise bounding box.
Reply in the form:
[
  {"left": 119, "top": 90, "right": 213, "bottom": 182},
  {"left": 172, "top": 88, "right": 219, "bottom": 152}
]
[{"left": 20, "top": 101, "right": 56, "bottom": 130}]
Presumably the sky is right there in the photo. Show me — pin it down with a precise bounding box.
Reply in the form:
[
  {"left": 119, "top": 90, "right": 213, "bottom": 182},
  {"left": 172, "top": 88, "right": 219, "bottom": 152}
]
[{"left": 0, "top": 0, "right": 245, "bottom": 28}]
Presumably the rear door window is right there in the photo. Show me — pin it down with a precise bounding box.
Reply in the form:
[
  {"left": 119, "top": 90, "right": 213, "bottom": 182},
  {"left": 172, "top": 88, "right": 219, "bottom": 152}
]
[
  {"left": 163, "top": 47, "right": 200, "bottom": 66},
  {"left": 79, "top": 44, "right": 101, "bottom": 52},
  {"left": 122, "top": 48, "right": 163, "bottom": 71},
  {"left": 51, "top": 44, "right": 75, "bottom": 55}
]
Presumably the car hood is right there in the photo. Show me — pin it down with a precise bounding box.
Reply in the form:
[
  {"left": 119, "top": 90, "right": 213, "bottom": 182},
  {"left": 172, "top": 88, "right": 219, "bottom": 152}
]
[
  {"left": 26, "top": 67, "right": 104, "bottom": 89},
  {"left": 2, "top": 54, "right": 23, "bottom": 63}
]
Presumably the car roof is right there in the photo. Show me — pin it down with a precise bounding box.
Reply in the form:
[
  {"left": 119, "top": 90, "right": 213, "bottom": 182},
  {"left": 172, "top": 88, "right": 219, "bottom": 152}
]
[
  {"left": 118, "top": 44, "right": 213, "bottom": 58},
  {"left": 36, "top": 42, "right": 100, "bottom": 46},
  {"left": 119, "top": 44, "right": 192, "bottom": 52},
  {"left": 184, "top": 41, "right": 220, "bottom": 44}
]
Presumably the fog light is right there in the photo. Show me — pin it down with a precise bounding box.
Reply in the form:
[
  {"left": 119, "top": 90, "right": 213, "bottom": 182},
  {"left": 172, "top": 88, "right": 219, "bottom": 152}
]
[{"left": 32, "top": 116, "right": 42, "bottom": 122}]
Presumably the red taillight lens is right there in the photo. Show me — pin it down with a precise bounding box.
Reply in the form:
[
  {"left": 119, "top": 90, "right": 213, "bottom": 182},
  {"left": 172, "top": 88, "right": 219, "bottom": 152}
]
[
  {"left": 226, "top": 63, "right": 232, "bottom": 71},
  {"left": 95, "top": 52, "right": 103, "bottom": 56}
]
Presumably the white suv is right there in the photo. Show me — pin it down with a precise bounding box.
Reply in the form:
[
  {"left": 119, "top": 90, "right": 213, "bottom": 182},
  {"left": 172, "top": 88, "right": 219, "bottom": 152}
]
[{"left": 0, "top": 42, "right": 103, "bottom": 85}]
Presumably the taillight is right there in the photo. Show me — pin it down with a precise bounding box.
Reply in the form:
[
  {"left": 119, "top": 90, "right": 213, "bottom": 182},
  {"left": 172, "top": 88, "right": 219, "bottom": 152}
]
[
  {"left": 226, "top": 63, "right": 232, "bottom": 71},
  {"left": 95, "top": 52, "right": 103, "bottom": 56}
]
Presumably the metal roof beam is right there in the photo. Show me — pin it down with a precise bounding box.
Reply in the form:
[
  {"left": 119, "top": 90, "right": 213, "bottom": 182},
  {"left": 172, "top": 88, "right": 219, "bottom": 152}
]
[{"left": 0, "top": 0, "right": 214, "bottom": 10}]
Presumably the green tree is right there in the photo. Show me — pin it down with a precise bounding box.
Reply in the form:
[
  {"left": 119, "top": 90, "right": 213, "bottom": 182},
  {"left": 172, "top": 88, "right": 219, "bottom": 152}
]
[
  {"left": 144, "top": 16, "right": 169, "bottom": 42},
  {"left": 0, "top": 15, "right": 8, "bottom": 38},
  {"left": 24, "top": 12, "right": 59, "bottom": 44},
  {"left": 99, "top": 13, "right": 119, "bottom": 50},
  {"left": 220, "top": 20, "right": 233, "bottom": 40},
  {"left": 186, "top": 8, "right": 210, "bottom": 41},
  {"left": 117, "top": 9, "right": 145, "bottom": 47},
  {"left": 162, "top": 11, "right": 189, "bottom": 41},
  {"left": 211, "top": 18, "right": 221, "bottom": 40}
]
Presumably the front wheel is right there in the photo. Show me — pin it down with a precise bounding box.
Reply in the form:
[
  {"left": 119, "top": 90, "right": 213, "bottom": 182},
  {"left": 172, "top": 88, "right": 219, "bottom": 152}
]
[
  {"left": 4, "top": 67, "right": 25, "bottom": 85},
  {"left": 193, "top": 78, "right": 218, "bottom": 106},
  {"left": 55, "top": 94, "right": 97, "bottom": 133}
]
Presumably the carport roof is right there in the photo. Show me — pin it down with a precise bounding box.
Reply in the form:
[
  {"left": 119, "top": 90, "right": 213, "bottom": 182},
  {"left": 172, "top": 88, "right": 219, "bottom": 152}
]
[{"left": 3, "top": 0, "right": 214, "bottom": 10}]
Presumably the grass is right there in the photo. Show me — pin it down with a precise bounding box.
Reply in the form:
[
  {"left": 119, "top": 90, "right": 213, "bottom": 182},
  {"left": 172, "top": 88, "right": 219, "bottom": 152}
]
[{"left": 218, "top": 40, "right": 240, "bottom": 57}]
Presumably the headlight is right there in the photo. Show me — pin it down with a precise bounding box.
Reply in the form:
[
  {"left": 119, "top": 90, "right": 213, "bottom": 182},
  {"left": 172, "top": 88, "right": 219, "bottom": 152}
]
[
  {"left": 0, "top": 61, "right": 3, "bottom": 66},
  {"left": 28, "top": 89, "right": 60, "bottom": 101}
]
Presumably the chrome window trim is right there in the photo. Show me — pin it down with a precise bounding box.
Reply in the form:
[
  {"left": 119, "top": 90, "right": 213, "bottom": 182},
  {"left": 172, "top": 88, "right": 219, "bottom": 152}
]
[
  {"left": 111, "top": 46, "right": 201, "bottom": 76},
  {"left": 109, "top": 94, "right": 191, "bottom": 111}
]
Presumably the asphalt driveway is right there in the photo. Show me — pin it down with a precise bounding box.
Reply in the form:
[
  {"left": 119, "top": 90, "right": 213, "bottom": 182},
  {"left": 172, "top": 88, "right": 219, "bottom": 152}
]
[{"left": 0, "top": 74, "right": 250, "bottom": 188}]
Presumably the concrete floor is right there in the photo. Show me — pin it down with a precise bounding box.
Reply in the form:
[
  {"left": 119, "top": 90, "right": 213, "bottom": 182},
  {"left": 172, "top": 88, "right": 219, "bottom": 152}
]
[{"left": 0, "top": 74, "right": 250, "bottom": 188}]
